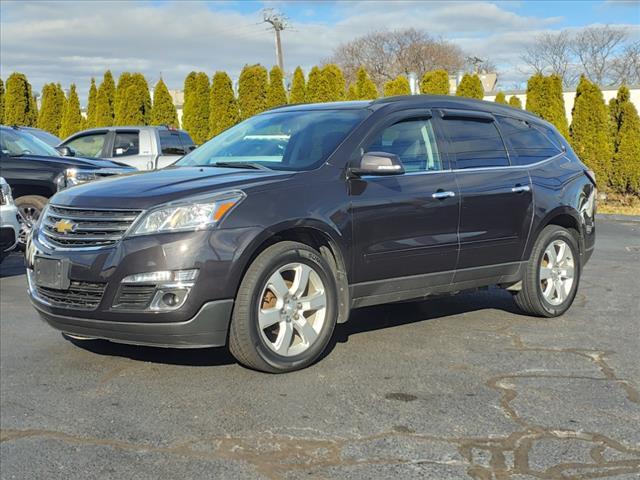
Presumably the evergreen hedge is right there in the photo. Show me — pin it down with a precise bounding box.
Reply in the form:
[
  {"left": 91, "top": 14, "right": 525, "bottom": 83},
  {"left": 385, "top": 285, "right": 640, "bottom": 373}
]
[
  {"left": 289, "top": 67, "right": 306, "bottom": 104},
  {"left": 383, "top": 76, "right": 411, "bottom": 96},
  {"left": 95, "top": 71, "right": 116, "bottom": 127},
  {"left": 420, "top": 70, "right": 449, "bottom": 95},
  {"left": 238, "top": 64, "right": 268, "bottom": 120},
  {"left": 85, "top": 78, "right": 97, "bottom": 128},
  {"left": 4, "top": 73, "right": 37, "bottom": 126},
  {"left": 267, "top": 66, "right": 287, "bottom": 108},
  {"left": 151, "top": 78, "right": 178, "bottom": 127},
  {"left": 182, "top": 71, "right": 211, "bottom": 143},
  {"left": 59, "top": 84, "right": 82, "bottom": 138},
  {"left": 609, "top": 86, "right": 640, "bottom": 194},
  {"left": 209, "top": 71, "right": 240, "bottom": 137},
  {"left": 456, "top": 73, "right": 483, "bottom": 99}
]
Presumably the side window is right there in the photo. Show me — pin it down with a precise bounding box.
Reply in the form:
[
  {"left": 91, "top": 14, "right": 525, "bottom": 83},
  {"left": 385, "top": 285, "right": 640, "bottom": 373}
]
[
  {"left": 112, "top": 132, "right": 139, "bottom": 157},
  {"left": 64, "top": 133, "right": 107, "bottom": 158},
  {"left": 179, "top": 132, "right": 196, "bottom": 152},
  {"left": 159, "top": 130, "right": 185, "bottom": 155},
  {"left": 496, "top": 116, "right": 560, "bottom": 166},
  {"left": 365, "top": 118, "right": 442, "bottom": 172},
  {"left": 444, "top": 118, "right": 509, "bottom": 169}
]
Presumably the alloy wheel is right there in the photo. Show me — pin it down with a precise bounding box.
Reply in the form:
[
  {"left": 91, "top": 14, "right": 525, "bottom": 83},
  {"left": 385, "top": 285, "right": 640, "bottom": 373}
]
[
  {"left": 257, "top": 262, "right": 327, "bottom": 357},
  {"left": 539, "top": 239, "right": 575, "bottom": 306}
]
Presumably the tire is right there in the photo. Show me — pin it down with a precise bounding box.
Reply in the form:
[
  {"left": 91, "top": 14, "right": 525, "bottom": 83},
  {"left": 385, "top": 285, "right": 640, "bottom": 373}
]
[
  {"left": 229, "top": 241, "right": 338, "bottom": 373},
  {"left": 15, "top": 195, "right": 49, "bottom": 248},
  {"left": 514, "top": 225, "right": 581, "bottom": 317}
]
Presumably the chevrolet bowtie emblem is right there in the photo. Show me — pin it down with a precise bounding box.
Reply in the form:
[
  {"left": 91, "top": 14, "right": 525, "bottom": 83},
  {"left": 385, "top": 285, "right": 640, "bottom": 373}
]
[{"left": 54, "top": 219, "right": 76, "bottom": 234}]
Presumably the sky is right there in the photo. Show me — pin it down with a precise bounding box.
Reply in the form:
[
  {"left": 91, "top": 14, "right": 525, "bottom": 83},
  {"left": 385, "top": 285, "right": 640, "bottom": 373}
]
[{"left": 1, "top": 0, "right": 639, "bottom": 103}]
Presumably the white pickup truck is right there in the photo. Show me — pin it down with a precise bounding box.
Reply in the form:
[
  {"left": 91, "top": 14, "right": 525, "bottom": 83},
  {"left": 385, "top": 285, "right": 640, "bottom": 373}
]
[{"left": 58, "top": 126, "right": 196, "bottom": 171}]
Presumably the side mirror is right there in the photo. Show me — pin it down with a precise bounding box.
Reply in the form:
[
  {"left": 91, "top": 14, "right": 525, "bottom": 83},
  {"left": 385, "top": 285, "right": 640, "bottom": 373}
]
[
  {"left": 56, "top": 146, "right": 75, "bottom": 157},
  {"left": 350, "top": 152, "right": 405, "bottom": 177}
]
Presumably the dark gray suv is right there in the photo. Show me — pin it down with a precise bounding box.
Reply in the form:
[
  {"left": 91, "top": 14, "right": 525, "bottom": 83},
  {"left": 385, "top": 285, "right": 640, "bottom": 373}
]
[{"left": 26, "top": 96, "right": 596, "bottom": 373}]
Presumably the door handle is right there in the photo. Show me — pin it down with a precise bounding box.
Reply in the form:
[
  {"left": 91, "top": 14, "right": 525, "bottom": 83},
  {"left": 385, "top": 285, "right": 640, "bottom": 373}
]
[
  {"left": 432, "top": 191, "right": 456, "bottom": 199},
  {"left": 511, "top": 185, "right": 531, "bottom": 193}
]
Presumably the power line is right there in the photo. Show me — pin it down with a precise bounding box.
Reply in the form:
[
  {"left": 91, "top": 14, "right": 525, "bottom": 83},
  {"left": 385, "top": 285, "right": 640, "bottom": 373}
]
[{"left": 262, "top": 8, "right": 291, "bottom": 73}]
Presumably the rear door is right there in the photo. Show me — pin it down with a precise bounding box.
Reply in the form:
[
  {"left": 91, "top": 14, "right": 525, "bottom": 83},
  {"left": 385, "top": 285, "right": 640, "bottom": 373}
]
[
  {"left": 437, "top": 109, "right": 533, "bottom": 279},
  {"left": 107, "top": 129, "right": 156, "bottom": 170},
  {"left": 156, "top": 129, "right": 186, "bottom": 168},
  {"left": 350, "top": 110, "right": 460, "bottom": 300}
]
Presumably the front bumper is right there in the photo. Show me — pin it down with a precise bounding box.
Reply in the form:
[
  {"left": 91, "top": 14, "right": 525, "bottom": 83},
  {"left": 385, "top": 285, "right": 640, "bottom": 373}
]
[
  {"left": 26, "top": 225, "right": 262, "bottom": 347},
  {"left": 32, "top": 297, "right": 233, "bottom": 348}
]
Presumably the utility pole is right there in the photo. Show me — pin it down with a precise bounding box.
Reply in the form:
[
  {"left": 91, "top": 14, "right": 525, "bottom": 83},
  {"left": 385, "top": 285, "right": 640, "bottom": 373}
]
[{"left": 262, "top": 9, "right": 290, "bottom": 72}]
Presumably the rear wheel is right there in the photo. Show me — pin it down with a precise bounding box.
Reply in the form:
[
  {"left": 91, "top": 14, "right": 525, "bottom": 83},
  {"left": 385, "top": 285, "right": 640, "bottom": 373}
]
[
  {"left": 229, "top": 241, "right": 338, "bottom": 373},
  {"left": 15, "top": 195, "right": 48, "bottom": 248},
  {"left": 514, "top": 225, "right": 580, "bottom": 317}
]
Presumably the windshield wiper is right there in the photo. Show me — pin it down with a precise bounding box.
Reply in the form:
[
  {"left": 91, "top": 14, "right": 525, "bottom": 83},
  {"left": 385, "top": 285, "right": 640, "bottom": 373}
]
[{"left": 210, "top": 161, "right": 271, "bottom": 171}]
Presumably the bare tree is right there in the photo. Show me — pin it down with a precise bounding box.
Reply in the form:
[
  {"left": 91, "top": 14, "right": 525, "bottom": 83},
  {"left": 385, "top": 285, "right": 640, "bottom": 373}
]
[
  {"left": 571, "top": 25, "right": 628, "bottom": 86},
  {"left": 611, "top": 41, "right": 640, "bottom": 85},
  {"left": 326, "top": 28, "right": 466, "bottom": 87},
  {"left": 521, "top": 30, "right": 575, "bottom": 86}
]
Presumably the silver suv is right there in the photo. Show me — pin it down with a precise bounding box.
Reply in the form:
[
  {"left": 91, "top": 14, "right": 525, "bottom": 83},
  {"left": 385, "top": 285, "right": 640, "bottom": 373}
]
[{"left": 59, "top": 126, "right": 196, "bottom": 171}]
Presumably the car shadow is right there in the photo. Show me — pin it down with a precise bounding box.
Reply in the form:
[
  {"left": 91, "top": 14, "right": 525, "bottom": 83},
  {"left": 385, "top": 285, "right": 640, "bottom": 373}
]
[
  {"left": 68, "top": 286, "right": 523, "bottom": 368},
  {"left": 0, "top": 253, "right": 26, "bottom": 278}
]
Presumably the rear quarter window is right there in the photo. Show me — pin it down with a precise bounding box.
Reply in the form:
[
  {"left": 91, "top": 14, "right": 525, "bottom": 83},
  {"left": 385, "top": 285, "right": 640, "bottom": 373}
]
[{"left": 496, "top": 116, "right": 561, "bottom": 166}]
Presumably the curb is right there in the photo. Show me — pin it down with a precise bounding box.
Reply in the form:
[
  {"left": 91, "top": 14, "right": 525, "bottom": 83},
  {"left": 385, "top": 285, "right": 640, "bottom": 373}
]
[{"left": 597, "top": 213, "right": 640, "bottom": 223}]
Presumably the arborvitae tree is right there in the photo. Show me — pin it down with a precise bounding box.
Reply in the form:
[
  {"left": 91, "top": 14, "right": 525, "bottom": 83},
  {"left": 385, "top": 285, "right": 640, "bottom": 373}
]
[
  {"left": 267, "top": 66, "right": 287, "bottom": 108},
  {"left": 3, "top": 73, "right": 37, "bottom": 126},
  {"left": 0, "top": 78, "right": 4, "bottom": 124},
  {"left": 59, "top": 84, "right": 82, "bottom": 138},
  {"left": 322, "top": 64, "right": 346, "bottom": 101},
  {"left": 182, "top": 72, "right": 210, "bottom": 143},
  {"left": 509, "top": 96, "right": 522, "bottom": 109},
  {"left": 209, "top": 71, "right": 240, "bottom": 137},
  {"left": 38, "top": 83, "right": 64, "bottom": 135},
  {"left": 456, "top": 73, "right": 484, "bottom": 99},
  {"left": 120, "top": 73, "right": 151, "bottom": 125},
  {"left": 352, "top": 66, "right": 378, "bottom": 100},
  {"left": 85, "top": 78, "right": 97, "bottom": 128},
  {"left": 346, "top": 83, "right": 358, "bottom": 101},
  {"left": 238, "top": 64, "right": 268, "bottom": 120},
  {"left": 525, "top": 74, "right": 568, "bottom": 137},
  {"left": 28, "top": 87, "right": 38, "bottom": 127},
  {"left": 494, "top": 92, "right": 507, "bottom": 104},
  {"left": 289, "top": 66, "right": 306, "bottom": 104},
  {"left": 609, "top": 86, "right": 640, "bottom": 194},
  {"left": 570, "top": 76, "right": 613, "bottom": 189},
  {"left": 383, "top": 76, "right": 411, "bottom": 96},
  {"left": 420, "top": 70, "right": 449, "bottom": 95},
  {"left": 151, "top": 78, "right": 178, "bottom": 127},
  {"left": 95, "top": 70, "right": 116, "bottom": 126},
  {"left": 305, "top": 66, "right": 327, "bottom": 103},
  {"left": 114, "top": 72, "right": 133, "bottom": 124}
]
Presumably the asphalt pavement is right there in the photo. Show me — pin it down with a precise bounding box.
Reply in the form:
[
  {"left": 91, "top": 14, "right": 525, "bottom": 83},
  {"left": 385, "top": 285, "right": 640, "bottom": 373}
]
[{"left": 1, "top": 217, "right": 639, "bottom": 479}]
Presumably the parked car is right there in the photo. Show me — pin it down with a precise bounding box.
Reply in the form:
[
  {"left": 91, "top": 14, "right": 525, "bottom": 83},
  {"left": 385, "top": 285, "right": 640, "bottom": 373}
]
[
  {"left": 25, "top": 96, "right": 596, "bottom": 373},
  {"left": 0, "top": 177, "right": 21, "bottom": 263},
  {"left": 58, "top": 125, "right": 196, "bottom": 171},
  {"left": 14, "top": 126, "right": 62, "bottom": 148},
  {"left": 0, "top": 125, "right": 136, "bottom": 246}
]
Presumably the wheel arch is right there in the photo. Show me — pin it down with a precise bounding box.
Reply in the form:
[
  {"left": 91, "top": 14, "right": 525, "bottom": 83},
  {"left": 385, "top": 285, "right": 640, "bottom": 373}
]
[
  {"left": 232, "top": 220, "right": 351, "bottom": 323},
  {"left": 526, "top": 206, "right": 584, "bottom": 259}
]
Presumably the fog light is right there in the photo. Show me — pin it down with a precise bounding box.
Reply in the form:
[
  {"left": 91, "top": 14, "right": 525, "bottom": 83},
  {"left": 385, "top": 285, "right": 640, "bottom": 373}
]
[{"left": 149, "top": 286, "right": 191, "bottom": 311}]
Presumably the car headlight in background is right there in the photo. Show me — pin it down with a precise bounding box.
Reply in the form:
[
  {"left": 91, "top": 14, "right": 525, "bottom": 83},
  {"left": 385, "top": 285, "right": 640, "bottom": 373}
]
[
  {"left": 129, "top": 191, "right": 245, "bottom": 236},
  {"left": 0, "top": 181, "right": 14, "bottom": 206},
  {"left": 55, "top": 168, "right": 98, "bottom": 191}
]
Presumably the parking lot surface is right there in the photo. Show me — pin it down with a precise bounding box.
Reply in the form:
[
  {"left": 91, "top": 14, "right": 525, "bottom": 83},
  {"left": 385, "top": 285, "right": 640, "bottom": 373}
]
[{"left": 1, "top": 217, "right": 639, "bottom": 479}]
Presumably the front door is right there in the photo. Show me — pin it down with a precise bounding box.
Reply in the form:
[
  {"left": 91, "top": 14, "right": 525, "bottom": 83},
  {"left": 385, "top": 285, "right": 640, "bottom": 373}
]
[
  {"left": 436, "top": 109, "right": 533, "bottom": 278},
  {"left": 350, "top": 111, "right": 459, "bottom": 301}
]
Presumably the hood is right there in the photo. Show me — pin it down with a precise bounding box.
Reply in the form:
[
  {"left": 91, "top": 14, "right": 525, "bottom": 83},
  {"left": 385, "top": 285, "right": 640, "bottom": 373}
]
[
  {"left": 51, "top": 166, "right": 294, "bottom": 209},
  {"left": 10, "top": 153, "right": 130, "bottom": 169}
]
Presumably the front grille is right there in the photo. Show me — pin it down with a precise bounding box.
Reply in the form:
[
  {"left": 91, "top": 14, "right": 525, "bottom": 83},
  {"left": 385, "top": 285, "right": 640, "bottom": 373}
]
[
  {"left": 40, "top": 205, "right": 141, "bottom": 249},
  {"left": 36, "top": 280, "right": 106, "bottom": 310},
  {"left": 113, "top": 284, "right": 157, "bottom": 310}
]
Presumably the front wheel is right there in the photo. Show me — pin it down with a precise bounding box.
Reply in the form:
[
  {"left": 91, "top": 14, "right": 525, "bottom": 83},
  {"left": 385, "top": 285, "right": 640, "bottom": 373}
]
[
  {"left": 514, "top": 225, "right": 581, "bottom": 317},
  {"left": 15, "top": 195, "right": 48, "bottom": 249},
  {"left": 229, "top": 241, "right": 338, "bottom": 373}
]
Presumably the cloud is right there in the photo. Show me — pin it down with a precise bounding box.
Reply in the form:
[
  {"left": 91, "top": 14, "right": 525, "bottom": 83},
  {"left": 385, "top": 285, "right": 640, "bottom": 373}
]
[{"left": 0, "top": 0, "right": 637, "bottom": 102}]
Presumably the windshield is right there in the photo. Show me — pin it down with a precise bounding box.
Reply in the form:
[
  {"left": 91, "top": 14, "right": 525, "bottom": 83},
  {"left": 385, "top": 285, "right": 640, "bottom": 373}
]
[
  {"left": 176, "top": 109, "right": 368, "bottom": 171},
  {"left": 0, "top": 128, "right": 61, "bottom": 157},
  {"left": 26, "top": 128, "right": 61, "bottom": 147}
]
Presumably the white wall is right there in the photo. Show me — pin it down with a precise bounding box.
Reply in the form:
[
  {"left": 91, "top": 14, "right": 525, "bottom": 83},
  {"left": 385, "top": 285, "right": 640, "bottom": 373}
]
[{"left": 484, "top": 86, "right": 640, "bottom": 122}]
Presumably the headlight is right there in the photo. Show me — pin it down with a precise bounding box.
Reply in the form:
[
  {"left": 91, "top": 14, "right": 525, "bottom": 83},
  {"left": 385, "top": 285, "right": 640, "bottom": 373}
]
[
  {"left": 56, "top": 168, "right": 98, "bottom": 191},
  {"left": 0, "top": 182, "right": 14, "bottom": 206},
  {"left": 129, "top": 191, "right": 245, "bottom": 236}
]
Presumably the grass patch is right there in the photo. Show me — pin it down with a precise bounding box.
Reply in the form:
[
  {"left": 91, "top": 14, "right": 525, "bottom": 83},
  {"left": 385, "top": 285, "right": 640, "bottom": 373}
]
[{"left": 598, "top": 193, "right": 640, "bottom": 216}]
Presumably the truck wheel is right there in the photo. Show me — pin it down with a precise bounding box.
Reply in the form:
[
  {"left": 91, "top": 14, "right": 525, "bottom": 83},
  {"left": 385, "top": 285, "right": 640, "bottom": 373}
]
[
  {"left": 15, "top": 195, "right": 48, "bottom": 248},
  {"left": 514, "top": 225, "right": 581, "bottom": 317},
  {"left": 229, "top": 241, "right": 338, "bottom": 373}
]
